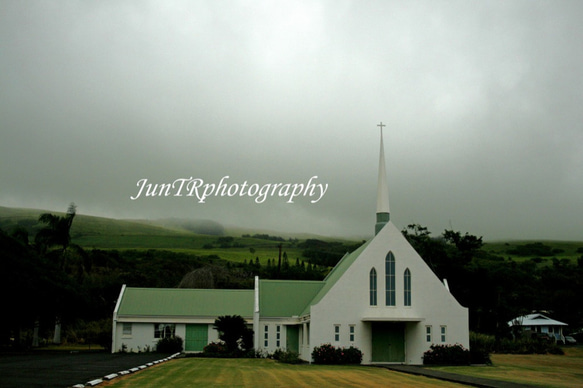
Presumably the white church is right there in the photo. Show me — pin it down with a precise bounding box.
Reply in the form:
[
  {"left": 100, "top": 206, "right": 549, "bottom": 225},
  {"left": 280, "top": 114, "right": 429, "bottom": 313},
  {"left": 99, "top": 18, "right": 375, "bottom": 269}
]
[{"left": 112, "top": 126, "right": 469, "bottom": 364}]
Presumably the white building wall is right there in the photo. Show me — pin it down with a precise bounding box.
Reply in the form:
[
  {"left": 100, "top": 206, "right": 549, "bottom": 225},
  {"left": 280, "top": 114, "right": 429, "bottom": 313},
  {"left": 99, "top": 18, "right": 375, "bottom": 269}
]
[
  {"left": 257, "top": 320, "right": 288, "bottom": 354},
  {"left": 114, "top": 322, "right": 187, "bottom": 353}
]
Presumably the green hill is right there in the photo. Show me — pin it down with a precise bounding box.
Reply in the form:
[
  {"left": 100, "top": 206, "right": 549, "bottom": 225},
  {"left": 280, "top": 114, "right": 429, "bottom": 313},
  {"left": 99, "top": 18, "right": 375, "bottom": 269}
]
[{"left": 0, "top": 206, "right": 313, "bottom": 263}]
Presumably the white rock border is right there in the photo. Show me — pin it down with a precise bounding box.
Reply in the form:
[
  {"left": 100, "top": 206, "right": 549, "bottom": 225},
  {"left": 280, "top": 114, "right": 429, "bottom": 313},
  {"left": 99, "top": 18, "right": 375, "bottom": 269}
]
[{"left": 70, "top": 352, "right": 181, "bottom": 387}]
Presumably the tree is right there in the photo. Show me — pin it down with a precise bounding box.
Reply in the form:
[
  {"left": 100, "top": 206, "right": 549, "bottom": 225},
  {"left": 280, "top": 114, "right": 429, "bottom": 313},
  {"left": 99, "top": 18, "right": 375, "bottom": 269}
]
[
  {"left": 35, "top": 202, "right": 77, "bottom": 259},
  {"left": 213, "top": 315, "right": 253, "bottom": 354},
  {"left": 34, "top": 203, "right": 77, "bottom": 345}
]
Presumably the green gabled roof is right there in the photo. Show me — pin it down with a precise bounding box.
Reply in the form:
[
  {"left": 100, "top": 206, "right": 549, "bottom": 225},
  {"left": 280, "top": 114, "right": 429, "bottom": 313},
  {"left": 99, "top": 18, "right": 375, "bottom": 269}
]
[
  {"left": 259, "top": 280, "right": 324, "bottom": 317},
  {"left": 117, "top": 287, "right": 254, "bottom": 318},
  {"left": 300, "top": 238, "right": 373, "bottom": 316}
]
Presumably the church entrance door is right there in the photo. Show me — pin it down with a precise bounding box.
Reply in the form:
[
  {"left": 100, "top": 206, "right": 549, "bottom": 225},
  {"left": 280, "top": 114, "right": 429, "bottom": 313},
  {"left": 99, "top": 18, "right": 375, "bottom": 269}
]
[
  {"left": 185, "top": 324, "right": 208, "bottom": 351},
  {"left": 371, "top": 322, "right": 405, "bottom": 362}
]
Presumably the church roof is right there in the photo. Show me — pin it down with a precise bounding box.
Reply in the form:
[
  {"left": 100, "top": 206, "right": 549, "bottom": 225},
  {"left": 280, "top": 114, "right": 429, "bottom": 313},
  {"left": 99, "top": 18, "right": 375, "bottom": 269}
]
[
  {"left": 259, "top": 280, "right": 324, "bottom": 317},
  {"left": 116, "top": 287, "right": 254, "bottom": 318},
  {"left": 301, "top": 238, "right": 373, "bottom": 316}
]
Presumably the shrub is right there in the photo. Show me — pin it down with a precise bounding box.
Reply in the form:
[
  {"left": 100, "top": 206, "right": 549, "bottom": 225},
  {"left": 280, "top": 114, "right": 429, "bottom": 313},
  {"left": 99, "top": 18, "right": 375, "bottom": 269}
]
[
  {"left": 311, "top": 344, "right": 362, "bottom": 365},
  {"left": 277, "top": 350, "right": 301, "bottom": 364},
  {"left": 469, "top": 332, "right": 493, "bottom": 365},
  {"left": 339, "top": 346, "right": 363, "bottom": 364},
  {"left": 312, "top": 344, "right": 340, "bottom": 364},
  {"left": 156, "top": 336, "right": 183, "bottom": 353},
  {"left": 202, "top": 342, "right": 227, "bottom": 357},
  {"left": 423, "top": 344, "right": 470, "bottom": 365}
]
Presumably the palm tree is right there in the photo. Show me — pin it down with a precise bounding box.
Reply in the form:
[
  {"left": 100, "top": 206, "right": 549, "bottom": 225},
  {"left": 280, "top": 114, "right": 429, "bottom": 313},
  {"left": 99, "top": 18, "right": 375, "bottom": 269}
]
[
  {"left": 35, "top": 202, "right": 76, "bottom": 259},
  {"left": 33, "top": 203, "right": 77, "bottom": 345}
]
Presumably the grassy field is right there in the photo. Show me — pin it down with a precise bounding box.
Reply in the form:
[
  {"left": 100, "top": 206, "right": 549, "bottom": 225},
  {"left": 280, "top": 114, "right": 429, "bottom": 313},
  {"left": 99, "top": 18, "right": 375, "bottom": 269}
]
[
  {"left": 99, "top": 348, "right": 583, "bottom": 388},
  {"left": 483, "top": 240, "right": 583, "bottom": 263},
  {"left": 436, "top": 346, "right": 583, "bottom": 388},
  {"left": 71, "top": 234, "right": 309, "bottom": 264},
  {"left": 100, "top": 358, "right": 465, "bottom": 388}
]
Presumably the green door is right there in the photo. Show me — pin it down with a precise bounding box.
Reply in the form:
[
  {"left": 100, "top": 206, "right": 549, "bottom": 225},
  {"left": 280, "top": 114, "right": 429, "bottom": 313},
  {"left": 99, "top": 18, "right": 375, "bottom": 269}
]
[
  {"left": 371, "top": 322, "right": 405, "bottom": 362},
  {"left": 185, "top": 324, "right": 208, "bottom": 351},
  {"left": 286, "top": 326, "right": 299, "bottom": 353}
]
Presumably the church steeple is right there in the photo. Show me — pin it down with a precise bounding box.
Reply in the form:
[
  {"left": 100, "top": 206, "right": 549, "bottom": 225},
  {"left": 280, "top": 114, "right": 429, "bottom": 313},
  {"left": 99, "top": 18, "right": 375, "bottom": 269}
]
[{"left": 375, "top": 122, "right": 390, "bottom": 235}]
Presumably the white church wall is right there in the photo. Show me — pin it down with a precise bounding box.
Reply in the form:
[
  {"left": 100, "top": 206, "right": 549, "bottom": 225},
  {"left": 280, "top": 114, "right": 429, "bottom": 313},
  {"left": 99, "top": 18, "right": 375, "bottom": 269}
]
[{"left": 308, "top": 221, "right": 469, "bottom": 364}]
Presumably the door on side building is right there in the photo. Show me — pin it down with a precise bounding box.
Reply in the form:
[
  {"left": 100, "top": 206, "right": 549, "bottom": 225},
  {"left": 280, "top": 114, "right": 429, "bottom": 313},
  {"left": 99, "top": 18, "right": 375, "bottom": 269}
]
[
  {"left": 185, "top": 324, "right": 208, "bottom": 352},
  {"left": 371, "top": 322, "right": 405, "bottom": 362},
  {"left": 286, "top": 326, "right": 299, "bottom": 353}
]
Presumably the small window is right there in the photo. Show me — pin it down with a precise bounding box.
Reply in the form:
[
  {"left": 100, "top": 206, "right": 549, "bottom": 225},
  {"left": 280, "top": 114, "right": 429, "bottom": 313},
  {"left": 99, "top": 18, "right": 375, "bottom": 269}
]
[
  {"left": 122, "top": 323, "right": 132, "bottom": 336},
  {"left": 349, "top": 325, "right": 355, "bottom": 342},
  {"left": 276, "top": 325, "right": 281, "bottom": 347},
  {"left": 426, "top": 326, "right": 432, "bottom": 342},
  {"left": 440, "top": 326, "right": 447, "bottom": 343},
  {"left": 154, "top": 323, "right": 175, "bottom": 339},
  {"left": 334, "top": 325, "right": 340, "bottom": 342}
]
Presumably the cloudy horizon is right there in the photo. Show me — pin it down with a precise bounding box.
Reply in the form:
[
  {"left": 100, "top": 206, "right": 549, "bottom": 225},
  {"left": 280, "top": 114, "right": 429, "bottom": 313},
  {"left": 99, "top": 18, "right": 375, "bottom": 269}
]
[{"left": 1, "top": 1, "right": 582, "bottom": 241}]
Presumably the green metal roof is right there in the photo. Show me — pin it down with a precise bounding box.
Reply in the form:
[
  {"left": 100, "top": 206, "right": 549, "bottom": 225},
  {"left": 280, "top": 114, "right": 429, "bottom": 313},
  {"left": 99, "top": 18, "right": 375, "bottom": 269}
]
[
  {"left": 117, "top": 287, "right": 254, "bottom": 318},
  {"left": 301, "top": 238, "right": 372, "bottom": 316},
  {"left": 259, "top": 280, "right": 324, "bottom": 317}
]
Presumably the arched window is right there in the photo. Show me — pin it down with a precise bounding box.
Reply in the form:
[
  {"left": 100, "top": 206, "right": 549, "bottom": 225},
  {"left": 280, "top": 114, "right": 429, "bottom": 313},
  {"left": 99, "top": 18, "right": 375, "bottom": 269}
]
[
  {"left": 385, "top": 252, "right": 395, "bottom": 306},
  {"left": 404, "top": 268, "right": 411, "bottom": 306},
  {"left": 369, "top": 268, "right": 377, "bottom": 306}
]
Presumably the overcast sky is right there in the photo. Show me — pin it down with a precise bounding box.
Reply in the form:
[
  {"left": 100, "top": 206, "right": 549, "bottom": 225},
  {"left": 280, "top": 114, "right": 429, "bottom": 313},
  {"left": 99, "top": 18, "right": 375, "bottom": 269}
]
[{"left": 1, "top": 1, "right": 582, "bottom": 241}]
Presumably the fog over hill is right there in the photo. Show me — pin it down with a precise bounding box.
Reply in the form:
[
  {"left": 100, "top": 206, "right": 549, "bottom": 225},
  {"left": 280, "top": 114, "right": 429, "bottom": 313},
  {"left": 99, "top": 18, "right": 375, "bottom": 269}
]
[{"left": 1, "top": 1, "right": 583, "bottom": 241}]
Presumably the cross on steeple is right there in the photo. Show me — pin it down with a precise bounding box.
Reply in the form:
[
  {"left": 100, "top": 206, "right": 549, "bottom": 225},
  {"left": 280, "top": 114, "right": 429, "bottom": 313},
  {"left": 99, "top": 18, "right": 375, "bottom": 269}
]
[{"left": 377, "top": 122, "right": 385, "bottom": 135}]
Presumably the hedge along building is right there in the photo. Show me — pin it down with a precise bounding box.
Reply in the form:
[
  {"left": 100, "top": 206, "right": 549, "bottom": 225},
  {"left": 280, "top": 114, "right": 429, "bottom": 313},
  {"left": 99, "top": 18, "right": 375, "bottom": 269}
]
[{"left": 112, "top": 125, "right": 469, "bottom": 364}]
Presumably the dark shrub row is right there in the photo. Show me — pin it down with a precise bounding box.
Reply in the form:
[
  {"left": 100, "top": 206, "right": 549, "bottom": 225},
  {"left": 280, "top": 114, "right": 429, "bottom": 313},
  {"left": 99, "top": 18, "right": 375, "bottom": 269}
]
[
  {"left": 423, "top": 344, "right": 471, "bottom": 365},
  {"left": 311, "top": 344, "right": 362, "bottom": 364}
]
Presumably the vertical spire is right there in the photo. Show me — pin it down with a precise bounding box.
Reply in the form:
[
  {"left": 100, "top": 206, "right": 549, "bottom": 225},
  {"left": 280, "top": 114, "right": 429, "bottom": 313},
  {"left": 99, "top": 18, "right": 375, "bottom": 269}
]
[{"left": 375, "top": 122, "right": 390, "bottom": 235}]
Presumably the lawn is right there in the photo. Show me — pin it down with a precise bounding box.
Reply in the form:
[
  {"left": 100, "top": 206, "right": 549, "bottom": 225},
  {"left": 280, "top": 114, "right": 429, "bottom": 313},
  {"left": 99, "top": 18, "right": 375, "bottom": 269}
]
[
  {"left": 435, "top": 346, "right": 583, "bottom": 388},
  {"left": 99, "top": 358, "right": 465, "bottom": 388}
]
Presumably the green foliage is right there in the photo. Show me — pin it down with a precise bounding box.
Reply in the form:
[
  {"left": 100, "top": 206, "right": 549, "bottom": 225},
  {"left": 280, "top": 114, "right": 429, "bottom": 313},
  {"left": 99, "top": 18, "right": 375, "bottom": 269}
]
[
  {"left": 469, "top": 332, "right": 493, "bottom": 364},
  {"left": 300, "top": 239, "right": 365, "bottom": 267},
  {"left": 403, "top": 224, "right": 583, "bottom": 336},
  {"left": 202, "top": 342, "right": 228, "bottom": 357},
  {"left": 213, "top": 315, "right": 253, "bottom": 354},
  {"left": 469, "top": 331, "right": 563, "bottom": 356},
  {"left": 423, "top": 344, "right": 471, "bottom": 365},
  {"left": 311, "top": 344, "right": 362, "bottom": 364},
  {"left": 507, "top": 242, "right": 559, "bottom": 257},
  {"left": 272, "top": 349, "right": 301, "bottom": 364},
  {"left": 156, "top": 336, "right": 183, "bottom": 353}
]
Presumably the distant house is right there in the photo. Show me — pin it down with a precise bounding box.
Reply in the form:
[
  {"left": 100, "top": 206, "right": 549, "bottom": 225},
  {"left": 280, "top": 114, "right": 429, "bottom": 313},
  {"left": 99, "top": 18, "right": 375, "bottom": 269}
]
[
  {"left": 508, "top": 313, "right": 568, "bottom": 343},
  {"left": 111, "top": 126, "right": 470, "bottom": 364}
]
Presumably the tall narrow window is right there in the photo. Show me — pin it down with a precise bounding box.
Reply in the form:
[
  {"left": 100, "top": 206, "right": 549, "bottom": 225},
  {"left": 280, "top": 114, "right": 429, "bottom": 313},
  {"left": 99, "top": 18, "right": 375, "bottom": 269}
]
[
  {"left": 276, "top": 325, "right": 281, "bottom": 348},
  {"left": 426, "top": 326, "right": 432, "bottom": 342},
  {"left": 264, "top": 325, "right": 269, "bottom": 347},
  {"left": 334, "top": 325, "right": 340, "bottom": 342},
  {"left": 404, "top": 268, "right": 411, "bottom": 306},
  {"left": 385, "top": 252, "right": 395, "bottom": 306},
  {"left": 369, "top": 268, "right": 377, "bottom": 306},
  {"left": 441, "top": 326, "right": 447, "bottom": 343},
  {"left": 349, "top": 325, "right": 355, "bottom": 342}
]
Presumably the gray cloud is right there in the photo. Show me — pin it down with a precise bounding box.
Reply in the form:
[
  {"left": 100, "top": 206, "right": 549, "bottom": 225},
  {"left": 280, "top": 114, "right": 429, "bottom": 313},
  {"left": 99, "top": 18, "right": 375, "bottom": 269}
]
[{"left": 1, "top": 1, "right": 582, "bottom": 240}]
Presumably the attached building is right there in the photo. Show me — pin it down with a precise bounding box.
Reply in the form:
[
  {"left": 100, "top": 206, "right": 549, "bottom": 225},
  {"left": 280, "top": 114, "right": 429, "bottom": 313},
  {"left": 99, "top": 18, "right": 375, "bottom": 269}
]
[{"left": 112, "top": 127, "right": 470, "bottom": 364}]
